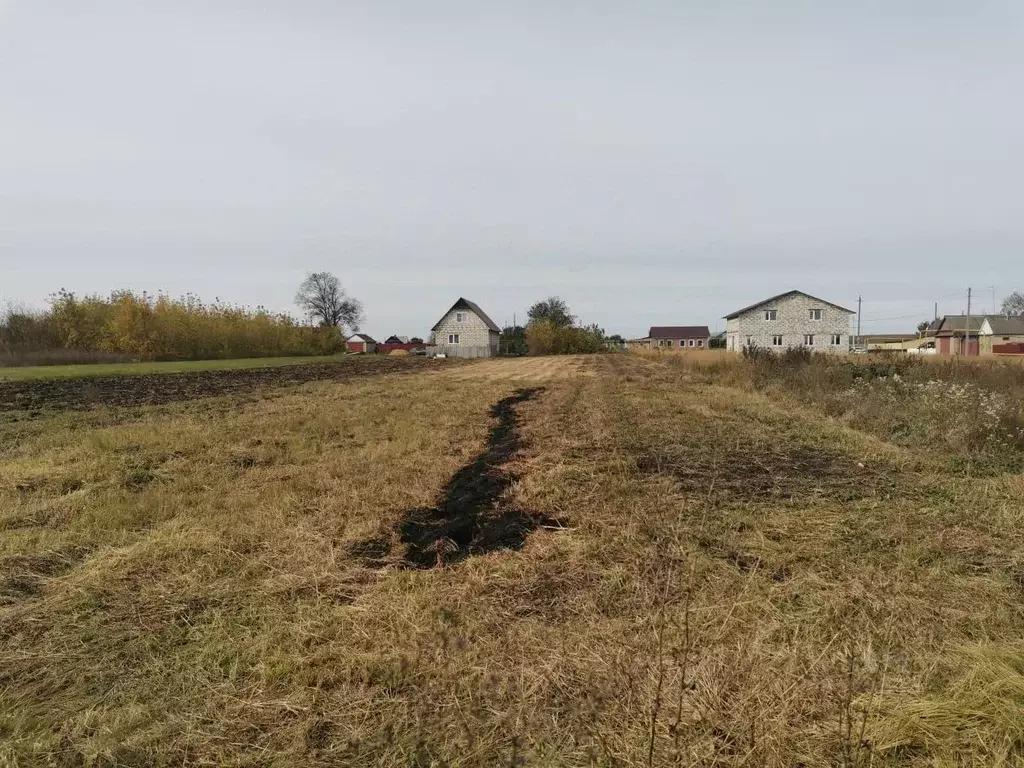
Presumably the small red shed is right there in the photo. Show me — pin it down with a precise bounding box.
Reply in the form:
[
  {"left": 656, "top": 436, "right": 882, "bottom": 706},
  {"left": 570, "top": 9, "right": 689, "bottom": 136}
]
[{"left": 346, "top": 333, "right": 377, "bottom": 354}]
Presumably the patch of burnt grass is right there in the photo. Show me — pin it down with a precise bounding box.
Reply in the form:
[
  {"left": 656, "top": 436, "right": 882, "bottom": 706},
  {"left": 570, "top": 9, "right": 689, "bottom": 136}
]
[
  {"left": 347, "top": 536, "right": 392, "bottom": 567},
  {"left": 636, "top": 440, "right": 897, "bottom": 502},
  {"left": 388, "top": 388, "right": 560, "bottom": 568}
]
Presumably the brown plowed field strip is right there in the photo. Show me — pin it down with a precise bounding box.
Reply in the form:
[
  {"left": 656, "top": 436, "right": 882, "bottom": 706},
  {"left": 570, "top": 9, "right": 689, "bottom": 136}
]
[{"left": 0, "top": 357, "right": 444, "bottom": 412}]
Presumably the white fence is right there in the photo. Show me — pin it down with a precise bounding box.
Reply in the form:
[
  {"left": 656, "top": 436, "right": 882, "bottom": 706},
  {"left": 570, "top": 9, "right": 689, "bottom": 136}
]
[{"left": 426, "top": 345, "right": 495, "bottom": 359}]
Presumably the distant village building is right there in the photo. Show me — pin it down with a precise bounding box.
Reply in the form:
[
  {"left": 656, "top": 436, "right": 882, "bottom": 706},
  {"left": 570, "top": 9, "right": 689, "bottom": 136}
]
[
  {"left": 646, "top": 326, "right": 711, "bottom": 349},
  {"left": 428, "top": 298, "right": 501, "bottom": 358},
  {"left": 932, "top": 316, "right": 984, "bottom": 356},
  {"left": 930, "top": 314, "right": 1024, "bottom": 356},
  {"left": 860, "top": 334, "right": 933, "bottom": 352},
  {"left": 979, "top": 316, "right": 1024, "bottom": 355},
  {"left": 346, "top": 333, "right": 377, "bottom": 354},
  {"left": 724, "top": 290, "right": 854, "bottom": 352}
]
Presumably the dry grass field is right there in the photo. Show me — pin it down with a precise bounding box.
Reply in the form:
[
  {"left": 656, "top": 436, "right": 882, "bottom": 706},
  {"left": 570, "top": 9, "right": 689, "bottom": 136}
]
[{"left": 3, "top": 353, "right": 1024, "bottom": 766}]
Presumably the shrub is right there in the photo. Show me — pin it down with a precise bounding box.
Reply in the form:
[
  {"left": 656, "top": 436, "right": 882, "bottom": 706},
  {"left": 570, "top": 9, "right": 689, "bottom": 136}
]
[
  {"left": 0, "top": 290, "right": 344, "bottom": 365},
  {"left": 746, "top": 352, "right": 1024, "bottom": 470},
  {"left": 526, "top": 321, "right": 606, "bottom": 355},
  {"left": 666, "top": 349, "right": 1024, "bottom": 469}
]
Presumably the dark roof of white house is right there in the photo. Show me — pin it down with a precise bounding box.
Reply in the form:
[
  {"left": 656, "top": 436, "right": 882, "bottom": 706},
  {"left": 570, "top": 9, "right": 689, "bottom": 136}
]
[
  {"left": 648, "top": 326, "right": 711, "bottom": 339},
  {"left": 984, "top": 316, "right": 1024, "bottom": 335},
  {"left": 723, "top": 290, "right": 855, "bottom": 319},
  {"left": 430, "top": 297, "right": 501, "bottom": 333},
  {"left": 349, "top": 333, "right": 376, "bottom": 343}
]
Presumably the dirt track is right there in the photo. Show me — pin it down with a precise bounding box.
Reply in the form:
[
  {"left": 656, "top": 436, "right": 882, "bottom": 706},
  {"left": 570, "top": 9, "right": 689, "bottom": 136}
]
[{"left": 0, "top": 357, "right": 444, "bottom": 412}]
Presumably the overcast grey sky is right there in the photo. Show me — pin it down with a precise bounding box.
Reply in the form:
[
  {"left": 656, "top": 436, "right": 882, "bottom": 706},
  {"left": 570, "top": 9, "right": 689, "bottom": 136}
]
[{"left": 2, "top": 1, "right": 1022, "bottom": 337}]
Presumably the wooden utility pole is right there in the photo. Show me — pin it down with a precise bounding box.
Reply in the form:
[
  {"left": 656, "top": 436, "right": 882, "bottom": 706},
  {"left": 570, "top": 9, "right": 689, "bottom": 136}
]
[
  {"left": 965, "top": 287, "right": 972, "bottom": 356},
  {"left": 856, "top": 295, "right": 862, "bottom": 349}
]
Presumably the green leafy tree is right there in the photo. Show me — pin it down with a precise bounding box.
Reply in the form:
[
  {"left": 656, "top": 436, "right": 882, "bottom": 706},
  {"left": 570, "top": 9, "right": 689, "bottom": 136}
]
[
  {"left": 501, "top": 325, "right": 528, "bottom": 355},
  {"left": 527, "top": 296, "right": 574, "bottom": 328}
]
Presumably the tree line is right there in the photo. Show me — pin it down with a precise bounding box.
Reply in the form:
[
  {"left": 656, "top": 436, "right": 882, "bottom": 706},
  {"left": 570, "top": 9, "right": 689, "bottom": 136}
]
[
  {"left": 0, "top": 272, "right": 368, "bottom": 366},
  {"left": 1, "top": 272, "right": 612, "bottom": 367}
]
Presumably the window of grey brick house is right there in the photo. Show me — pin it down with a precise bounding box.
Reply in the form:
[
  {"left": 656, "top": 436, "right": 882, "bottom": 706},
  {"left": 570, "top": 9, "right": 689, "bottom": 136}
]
[
  {"left": 772, "top": 335, "right": 783, "bottom": 346},
  {"left": 764, "top": 310, "right": 777, "bottom": 321},
  {"left": 809, "top": 308, "right": 823, "bottom": 320}
]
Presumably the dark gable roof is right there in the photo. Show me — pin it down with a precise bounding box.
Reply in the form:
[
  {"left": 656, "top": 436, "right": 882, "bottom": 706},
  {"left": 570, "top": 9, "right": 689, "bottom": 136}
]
[
  {"left": 430, "top": 297, "right": 501, "bottom": 333},
  {"left": 724, "top": 290, "right": 855, "bottom": 319},
  {"left": 349, "top": 333, "right": 376, "bottom": 343},
  {"left": 648, "top": 326, "right": 711, "bottom": 339},
  {"left": 935, "top": 315, "right": 985, "bottom": 334},
  {"left": 984, "top": 316, "right": 1024, "bottom": 335}
]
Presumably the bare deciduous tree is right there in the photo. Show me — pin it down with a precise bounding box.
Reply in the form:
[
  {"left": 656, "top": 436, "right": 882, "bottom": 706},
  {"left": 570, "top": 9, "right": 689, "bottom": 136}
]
[{"left": 296, "top": 272, "right": 364, "bottom": 331}]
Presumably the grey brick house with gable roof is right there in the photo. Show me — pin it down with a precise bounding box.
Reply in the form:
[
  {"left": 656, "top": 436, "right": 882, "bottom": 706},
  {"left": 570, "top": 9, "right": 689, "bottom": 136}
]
[
  {"left": 724, "top": 290, "right": 854, "bottom": 352},
  {"left": 428, "top": 297, "right": 501, "bottom": 358}
]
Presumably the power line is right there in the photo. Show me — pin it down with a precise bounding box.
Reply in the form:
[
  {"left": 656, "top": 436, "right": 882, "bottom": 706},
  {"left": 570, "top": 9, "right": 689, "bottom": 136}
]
[{"left": 859, "top": 313, "right": 928, "bottom": 323}]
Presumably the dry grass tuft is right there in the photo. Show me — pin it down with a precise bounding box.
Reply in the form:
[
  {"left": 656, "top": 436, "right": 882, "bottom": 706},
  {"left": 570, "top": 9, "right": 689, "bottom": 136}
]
[{"left": 867, "top": 642, "right": 1024, "bottom": 764}]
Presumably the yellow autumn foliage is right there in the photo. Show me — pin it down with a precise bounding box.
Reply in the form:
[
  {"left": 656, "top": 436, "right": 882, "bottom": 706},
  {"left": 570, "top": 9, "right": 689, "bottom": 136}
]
[{"left": 5, "top": 289, "right": 343, "bottom": 362}]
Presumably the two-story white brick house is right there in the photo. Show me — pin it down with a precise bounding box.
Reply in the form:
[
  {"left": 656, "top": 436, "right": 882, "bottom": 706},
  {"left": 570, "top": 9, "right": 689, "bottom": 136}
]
[
  {"left": 429, "top": 298, "right": 501, "bottom": 358},
  {"left": 724, "top": 290, "right": 854, "bottom": 353}
]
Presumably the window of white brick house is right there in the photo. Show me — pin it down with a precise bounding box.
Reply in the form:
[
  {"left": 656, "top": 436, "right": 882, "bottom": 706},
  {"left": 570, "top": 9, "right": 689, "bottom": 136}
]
[
  {"left": 455, "top": 312, "right": 466, "bottom": 322},
  {"left": 804, "top": 334, "right": 814, "bottom": 346},
  {"left": 688, "top": 339, "right": 695, "bottom": 347},
  {"left": 809, "top": 308, "right": 823, "bottom": 320},
  {"left": 830, "top": 334, "right": 842, "bottom": 346},
  {"left": 697, "top": 339, "right": 704, "bottom": 347},
  {"left": 746, "top": 336, "right": 753, "bottom": 346},
  {"left": 448, "top": 334, "right": 460, "bottom": 344},
  {"left": 764, "top": 310, "right": 778, "bottom": 321},
  {"left": 772, "top": 335, "right": 783, "bottom": 346}
]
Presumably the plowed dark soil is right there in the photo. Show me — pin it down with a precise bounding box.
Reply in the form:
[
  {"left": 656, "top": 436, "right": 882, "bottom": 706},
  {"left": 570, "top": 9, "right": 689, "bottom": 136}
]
[{"left": 0, "top": 357, "right": 443, "bottom": 412}]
